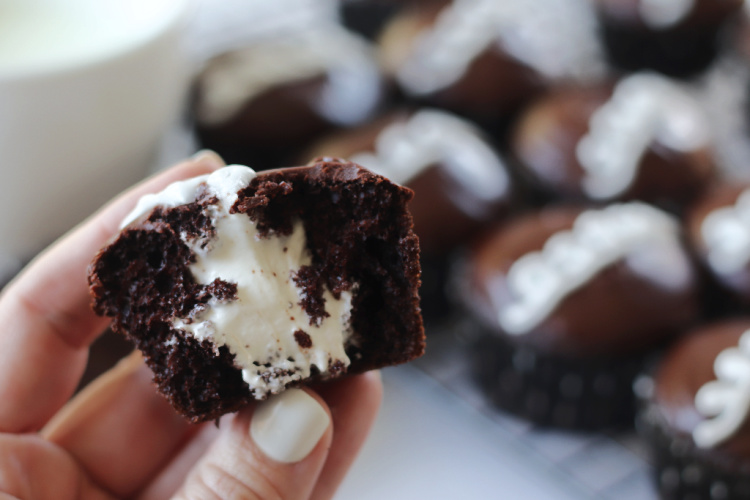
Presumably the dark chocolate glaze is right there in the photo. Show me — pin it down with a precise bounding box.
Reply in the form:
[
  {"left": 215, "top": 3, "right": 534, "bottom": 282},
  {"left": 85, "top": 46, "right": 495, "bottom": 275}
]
[
  {"left": 89, "top": 159, "right": 425, "bottom": 422},
  {"left": 594, "top": 0, "right": 743, "bottom": 77},
  {"left": 306, "top": 110, "right": 514, "bottom": 255},
  {"left": 463, "top": 205, "right": 700, "bottom": 357},
  {"left": 686, "top": 183, "right": 750, "bottom": 301},
  {"left": 511, "top": 83, "right": 716, "bottom": 213},
  {"left": 649, "top": 319, "right": 750, "bottom": 466}
]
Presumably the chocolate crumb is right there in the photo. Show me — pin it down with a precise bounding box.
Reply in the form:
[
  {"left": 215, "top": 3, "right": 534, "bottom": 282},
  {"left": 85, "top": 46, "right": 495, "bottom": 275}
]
[{"left": 294, "top": 329, "right": 313, "bottom": 349}]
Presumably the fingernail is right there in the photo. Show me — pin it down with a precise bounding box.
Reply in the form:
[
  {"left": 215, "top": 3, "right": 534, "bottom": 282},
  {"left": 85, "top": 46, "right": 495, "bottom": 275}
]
[
  {"left": 191, "top": 149, "right": 226, "bottom": 170},
  {"left": 250, "top": 389, "right": 330, "bottom": 463}
]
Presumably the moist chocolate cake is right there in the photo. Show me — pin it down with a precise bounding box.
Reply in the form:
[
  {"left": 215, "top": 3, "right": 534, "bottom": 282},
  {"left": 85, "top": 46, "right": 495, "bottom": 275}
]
[{"left": 88, "top": 159, "right": 425, "bottom": 422}]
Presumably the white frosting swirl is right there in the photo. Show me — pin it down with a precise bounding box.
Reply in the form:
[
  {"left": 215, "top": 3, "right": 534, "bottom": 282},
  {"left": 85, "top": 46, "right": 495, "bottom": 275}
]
[
  {"left": 499, "top": 203, "right": 685, "bottom": 335},
  {"left": 694, "top": 329, "right": 750, "bottom": 448},
  {"left": 122, "top": 165, "right": 354, "bottom": 398},
  {"left": 576, "top": 73, "right": 709, "bottom": 200},
  {"left": 639, "top": 0, "right": 695, "bottom": 29},
  {"left": 701, "top": 189, "right": 750, "bottom": 277},
  {"left": 702, "top": 58, "right": 750, "bottom": 183},
  {"left": 396, "top": 0, "right": 604, "bottom": 95},
  {"left": 196, "top": 27, "right": 381, "bottom": 127},
  {"left": 349, "top": 109, "right": 508, "bottom": 217}
]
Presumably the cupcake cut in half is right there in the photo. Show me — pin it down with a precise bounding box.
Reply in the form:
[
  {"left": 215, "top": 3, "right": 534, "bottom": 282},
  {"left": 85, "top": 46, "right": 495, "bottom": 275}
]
[{"left": 88, "top": 159, "right": 425, "bottom": 422}]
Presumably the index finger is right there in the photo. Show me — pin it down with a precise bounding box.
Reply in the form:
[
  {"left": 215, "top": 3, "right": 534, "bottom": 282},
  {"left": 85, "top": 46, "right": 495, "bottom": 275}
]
[{"left": 0, "top": 151, "right": 225, "bottom": 432}]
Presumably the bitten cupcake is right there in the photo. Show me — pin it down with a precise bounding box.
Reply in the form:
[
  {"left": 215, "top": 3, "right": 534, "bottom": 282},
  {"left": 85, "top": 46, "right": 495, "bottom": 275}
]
[
  {"left": 377, "top": 0, "right": 605, "bottom": 128},
  {"left": 307, "top": 108, "right": 514, "bottom": 321},
  {"left": 594, "top": 0, "right": 743, "bottom": 77},
  {"left": 193, "top": 25, "right": 383, "bottom": 169},
  {"left": 462, "top": 202, "right": 701, "bottom": 429},
  {"left": 511, "top": 72, "right": 715, "bottom": 212},
  {"left": 686, "top": 183, "right": 750, "bottom": 306},
  {"left": 637, "top": 319, "right": 750, "bottom": 500}
]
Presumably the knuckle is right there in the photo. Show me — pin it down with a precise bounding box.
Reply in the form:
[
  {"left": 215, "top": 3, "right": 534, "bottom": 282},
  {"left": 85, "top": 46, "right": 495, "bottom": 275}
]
[{"left": 183, "top": 462, "right": 283, "bottom": 500}]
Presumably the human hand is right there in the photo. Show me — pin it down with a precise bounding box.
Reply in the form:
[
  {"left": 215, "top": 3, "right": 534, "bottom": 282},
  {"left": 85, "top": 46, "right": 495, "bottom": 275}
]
[{"left": 0, "top": 152, "right": 383, "bottom": 500}]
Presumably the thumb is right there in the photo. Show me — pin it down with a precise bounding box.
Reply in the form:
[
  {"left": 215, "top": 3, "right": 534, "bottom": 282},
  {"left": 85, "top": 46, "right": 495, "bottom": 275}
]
[{"left": 173, "top": 388, "right": 332, "bottom": 500}]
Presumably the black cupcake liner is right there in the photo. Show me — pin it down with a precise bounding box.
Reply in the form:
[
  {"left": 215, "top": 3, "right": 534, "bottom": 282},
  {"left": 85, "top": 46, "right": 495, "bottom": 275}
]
[
  {"left": 637, "top": 403, "right": 750, "bottom": 500},
  {"left": 599, "top": 21, "right": 727, "bottom": 78},
  {"left": 472, "top": 331, "right": 643, "bottom": 431}
]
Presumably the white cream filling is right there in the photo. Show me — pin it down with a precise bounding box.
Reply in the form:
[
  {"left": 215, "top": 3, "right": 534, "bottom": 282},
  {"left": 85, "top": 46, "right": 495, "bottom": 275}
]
[
  {"left": 396, "top": 0, "right": 604, "bottom": 95},
  {"left": 701, "top": 189, "right": 750, "bottom": 277},
  {"left": 576, "top": 73, "right": 709, "bottom": 200},
  {"left": 498, "top": 203, "right": 683, "bottom": 335},
  {"left": 121, "top": 165, "right": 354, "bottom": 398},
  {"left": 693, "top": 330, "right": 750, "bottom": 448},
  {"left": 349, "top": 109, "right": 508, "bottom": 218},
  {"left": 196, "top": 26, "right": 380, "bottom": 127}
]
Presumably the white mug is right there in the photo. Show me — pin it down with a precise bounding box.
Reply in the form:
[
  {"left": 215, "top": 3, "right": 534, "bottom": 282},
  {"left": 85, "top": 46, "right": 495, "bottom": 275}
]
[{"left": 0, "top": 0, "right": 191, "bottom": 281}]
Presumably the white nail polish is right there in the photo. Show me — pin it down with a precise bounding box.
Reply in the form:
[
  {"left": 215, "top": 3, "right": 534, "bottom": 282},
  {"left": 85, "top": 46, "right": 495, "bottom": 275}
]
[{"left": 250, "top": 389, "right": 330, "bottom": 463}]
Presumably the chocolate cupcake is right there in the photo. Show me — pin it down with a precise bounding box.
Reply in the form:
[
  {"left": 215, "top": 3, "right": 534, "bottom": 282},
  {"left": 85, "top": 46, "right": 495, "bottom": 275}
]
[
  {"left": 193, "top": 26, "right": 383, "bottom": 169},
  {"left": 637, "top": 319, "right": 750, "bottom": 499},
  {"left": 378, "top": 0, "right": 605, "bottom": 128},
  {"left": 686, "top": 183, "right": 750, "bottom": 305},
  {"left": 594, "top": 0, "right": 743, "bottom": 77},
  {"left": 88, "top": 160, "right": 425, "bottom": 422},
  {"left": 463, "top": 202, "right": 701, "bottom": 429},
  {"left": 511, "top": 72, "right": 715, "bottom": 212}
]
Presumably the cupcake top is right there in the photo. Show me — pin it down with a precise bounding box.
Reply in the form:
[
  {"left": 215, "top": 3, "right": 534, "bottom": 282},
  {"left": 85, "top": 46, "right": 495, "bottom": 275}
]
[
  {"left": 464, "top": 202, "right": 700, "bottom": 356},
  {"left": 307, "top": 108, "right": 513, "bottom": 254},
  {"left": 194, "top": 25, "right": 383, "bottom": 148},
  {"left": 378, "top": 0, "right": 603, "bottom": 118},
  {"left": 196, "top": 27, "right": 381, "bottom": 128},
  {"left": 512, "top": 72, "right": 715, "bottom": 210},
  {"left": 651, "top": 319, "right": 750, "bottom": 460},
  {"left": 686, "top": 183, "right": 750, "bottom": 300}
]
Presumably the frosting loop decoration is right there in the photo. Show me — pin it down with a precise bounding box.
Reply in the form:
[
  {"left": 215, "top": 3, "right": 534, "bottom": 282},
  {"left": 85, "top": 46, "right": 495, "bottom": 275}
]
[
  {"left": 576, "top": 73, "right": 708, "bottom": 199},
  {"left": 197, "top": 27, "right": 380, "bottom": 127},
  {"left": 396, "top": 0, "right": 604, "bottom": 95},
  {"left": 694, "top": 330, "right": 750, "bottom": 448},
  {"left": 499, "top": 203, "right": 682, "bottom": 335},
  {"left": 349, "top": 109, "right": 508, "bottom": 214},
  {"left": 701, "top": 189, "right": 750, "bottom": 276}
]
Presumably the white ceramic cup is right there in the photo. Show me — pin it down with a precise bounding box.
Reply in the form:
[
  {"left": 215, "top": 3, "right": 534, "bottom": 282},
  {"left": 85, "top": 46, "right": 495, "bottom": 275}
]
[{"left": 0, "top": 0, "right": 191, "bottom": 281}]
